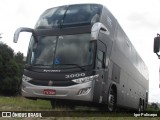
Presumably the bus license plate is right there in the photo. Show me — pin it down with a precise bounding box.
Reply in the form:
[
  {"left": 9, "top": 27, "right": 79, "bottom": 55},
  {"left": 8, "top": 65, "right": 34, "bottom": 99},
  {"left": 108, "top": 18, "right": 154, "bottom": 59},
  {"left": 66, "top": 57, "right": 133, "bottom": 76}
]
[{"left": 43, "top": 89, "right": 56, "bottom": 95}]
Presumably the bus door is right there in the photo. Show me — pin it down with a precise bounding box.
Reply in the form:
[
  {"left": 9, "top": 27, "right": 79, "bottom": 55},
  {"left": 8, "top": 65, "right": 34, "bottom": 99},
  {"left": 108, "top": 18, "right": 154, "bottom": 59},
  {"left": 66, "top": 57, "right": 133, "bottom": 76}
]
[{"left": 93, "top": 40, "right": 107, "bottom": 103}]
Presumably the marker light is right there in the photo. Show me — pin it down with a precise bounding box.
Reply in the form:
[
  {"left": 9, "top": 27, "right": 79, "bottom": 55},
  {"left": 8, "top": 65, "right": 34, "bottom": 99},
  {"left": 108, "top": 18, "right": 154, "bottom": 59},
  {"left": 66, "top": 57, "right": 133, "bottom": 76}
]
[
  {"left": 72, "top": 74, "right": 99, "bottom": 84},
  {"left": 22, "top": 75, "right": 32, "bottom": 82}
]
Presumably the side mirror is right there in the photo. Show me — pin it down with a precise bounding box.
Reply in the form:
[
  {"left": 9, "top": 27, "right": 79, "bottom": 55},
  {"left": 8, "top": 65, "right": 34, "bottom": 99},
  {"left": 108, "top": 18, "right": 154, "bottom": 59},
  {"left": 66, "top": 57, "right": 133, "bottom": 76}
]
[
  {"left": 13, "top": 27, "right": 34, "bottom": 43},
  {"left": 154, "top": 34, "right": 160, "bottom": 58},
  {"left": 91, "top": 22, "right": 110, "bottom": 40}
]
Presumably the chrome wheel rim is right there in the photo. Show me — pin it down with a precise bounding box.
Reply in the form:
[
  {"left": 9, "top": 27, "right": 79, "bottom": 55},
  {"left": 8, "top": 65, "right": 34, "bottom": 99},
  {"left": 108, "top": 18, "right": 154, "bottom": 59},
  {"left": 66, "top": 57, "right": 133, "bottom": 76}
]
[{"left": 108, "top": 90, "right": 115, "bottom": 111}]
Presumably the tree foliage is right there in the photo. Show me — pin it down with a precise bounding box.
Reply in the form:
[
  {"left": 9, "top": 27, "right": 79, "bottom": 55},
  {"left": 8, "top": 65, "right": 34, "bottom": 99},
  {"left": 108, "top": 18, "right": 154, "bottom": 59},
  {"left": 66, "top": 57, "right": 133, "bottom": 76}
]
[{"left": 0, "top": 42, "right": 24, "bottom": 95}]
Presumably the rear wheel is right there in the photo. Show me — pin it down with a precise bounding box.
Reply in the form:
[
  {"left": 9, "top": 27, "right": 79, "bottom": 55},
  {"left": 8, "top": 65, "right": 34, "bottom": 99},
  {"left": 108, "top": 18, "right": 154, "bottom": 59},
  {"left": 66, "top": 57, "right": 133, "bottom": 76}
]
[
  {"left": 138, "top": 100, "right": 144, "bottom": 113},
  {"left": 107, "top": 88, "right": 116, "bottom": 112}
]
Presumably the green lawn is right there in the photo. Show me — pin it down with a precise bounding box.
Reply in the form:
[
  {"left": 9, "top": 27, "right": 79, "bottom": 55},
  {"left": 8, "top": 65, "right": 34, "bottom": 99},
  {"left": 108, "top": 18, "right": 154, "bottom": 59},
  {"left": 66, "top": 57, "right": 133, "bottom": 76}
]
[
  {"left": 0, "top": 96, "right": 52, "bottom": 111},
  {"left": 0, "top": 96, "right": 159, "bottom": 120}
]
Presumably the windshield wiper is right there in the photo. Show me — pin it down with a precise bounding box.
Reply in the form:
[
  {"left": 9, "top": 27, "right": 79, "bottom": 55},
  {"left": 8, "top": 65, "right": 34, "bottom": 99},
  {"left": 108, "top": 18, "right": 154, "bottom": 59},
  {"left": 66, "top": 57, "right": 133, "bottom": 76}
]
[
  {"left": 32, "top": 64, "right": 46, "bottom": 66},
  {"left": 56, "top": 64, "right": 86, "bottom": 71}
]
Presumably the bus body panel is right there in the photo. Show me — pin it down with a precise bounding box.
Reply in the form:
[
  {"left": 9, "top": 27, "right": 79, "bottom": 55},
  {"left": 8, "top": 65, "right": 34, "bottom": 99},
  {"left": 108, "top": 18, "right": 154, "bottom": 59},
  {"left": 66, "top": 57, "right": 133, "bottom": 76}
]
[
  {"left": 98, "top": 5, "right": 148, "bottom": 109},
  {"left": 109, "top": 23, "right": 149, "bottom": 109}
]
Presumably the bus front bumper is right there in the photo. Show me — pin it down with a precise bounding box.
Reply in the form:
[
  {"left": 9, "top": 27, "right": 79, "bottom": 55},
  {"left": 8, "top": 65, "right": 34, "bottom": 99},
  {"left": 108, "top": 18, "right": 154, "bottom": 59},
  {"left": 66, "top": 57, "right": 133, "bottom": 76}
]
[{"left": 21, "top": 80, "right": 94, "bottom": 102}]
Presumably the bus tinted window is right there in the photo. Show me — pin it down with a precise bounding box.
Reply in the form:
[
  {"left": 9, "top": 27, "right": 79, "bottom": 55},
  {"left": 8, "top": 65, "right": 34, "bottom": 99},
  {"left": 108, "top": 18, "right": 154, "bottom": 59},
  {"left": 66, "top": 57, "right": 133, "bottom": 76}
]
[
  {"left": 63, "top": 4, "right": 102, "bottom": 27},
  {"left": 35, "top": 4, "right": 102, "bottom": 28},
  {"left": 35, "top": 6, "right": 67, "bottom": 28}
]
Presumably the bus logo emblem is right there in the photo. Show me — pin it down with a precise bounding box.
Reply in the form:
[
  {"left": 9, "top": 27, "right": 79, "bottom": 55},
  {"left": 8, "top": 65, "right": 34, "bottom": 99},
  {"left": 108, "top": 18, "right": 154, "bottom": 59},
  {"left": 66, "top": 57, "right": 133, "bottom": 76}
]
[{"left": 48, "top": 80, "right": 53, "bottom": 86}]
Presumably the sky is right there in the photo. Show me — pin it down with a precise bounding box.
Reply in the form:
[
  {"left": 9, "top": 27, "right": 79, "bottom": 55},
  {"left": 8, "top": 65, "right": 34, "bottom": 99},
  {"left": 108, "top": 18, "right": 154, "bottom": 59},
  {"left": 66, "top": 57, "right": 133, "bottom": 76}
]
[{"left": 0, "top": 0, "right": 160, "bottom": 103}]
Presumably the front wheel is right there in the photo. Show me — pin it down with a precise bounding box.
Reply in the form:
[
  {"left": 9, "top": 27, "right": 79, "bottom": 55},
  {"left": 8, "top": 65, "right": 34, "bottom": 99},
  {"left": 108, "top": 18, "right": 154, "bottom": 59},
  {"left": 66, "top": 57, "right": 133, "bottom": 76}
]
[{"left": 107, "top": 88, "right": 116, "bottom": 112}]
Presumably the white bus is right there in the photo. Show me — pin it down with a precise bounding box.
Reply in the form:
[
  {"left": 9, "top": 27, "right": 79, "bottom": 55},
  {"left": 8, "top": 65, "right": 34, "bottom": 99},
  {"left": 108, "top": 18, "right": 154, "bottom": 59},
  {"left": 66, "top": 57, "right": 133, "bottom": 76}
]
[{"left": 14, "top": 4, "right": 149, "bottom": 112}]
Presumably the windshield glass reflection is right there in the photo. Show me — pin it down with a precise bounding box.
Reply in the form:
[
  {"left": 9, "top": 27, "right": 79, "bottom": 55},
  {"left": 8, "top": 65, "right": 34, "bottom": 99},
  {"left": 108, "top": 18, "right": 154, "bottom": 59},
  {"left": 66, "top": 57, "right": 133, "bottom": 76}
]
[
  {"left": 35, "top": 4, "right": 102, "bottom": 28},
  {"left": 27, "top": 34, "right": 94, "bottom": 69}
]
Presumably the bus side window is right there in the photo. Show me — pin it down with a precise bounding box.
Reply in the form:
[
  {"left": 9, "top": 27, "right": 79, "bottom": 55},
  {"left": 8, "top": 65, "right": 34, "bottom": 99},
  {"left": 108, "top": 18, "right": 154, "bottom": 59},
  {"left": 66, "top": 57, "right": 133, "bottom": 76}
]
[{"left": 97, "top": 50, "right": 105, "bottom": 69}]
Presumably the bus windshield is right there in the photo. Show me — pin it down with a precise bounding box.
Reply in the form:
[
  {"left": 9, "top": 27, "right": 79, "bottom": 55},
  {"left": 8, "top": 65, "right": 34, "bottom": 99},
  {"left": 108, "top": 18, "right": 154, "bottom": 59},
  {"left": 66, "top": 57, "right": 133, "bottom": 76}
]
[
  {"left": 35, "top": 4, "right": 102, "bottom": 28},
  {"left": 27, "top": 34, "right": 94, "bottom": 69}
]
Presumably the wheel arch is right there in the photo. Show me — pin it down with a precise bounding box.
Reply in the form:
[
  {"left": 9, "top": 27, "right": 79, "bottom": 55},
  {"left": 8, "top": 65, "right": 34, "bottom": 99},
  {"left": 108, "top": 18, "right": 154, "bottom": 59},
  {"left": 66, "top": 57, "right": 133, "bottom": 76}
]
[{"left": 109, "top": 83, "right": 117, "bottom": 94}]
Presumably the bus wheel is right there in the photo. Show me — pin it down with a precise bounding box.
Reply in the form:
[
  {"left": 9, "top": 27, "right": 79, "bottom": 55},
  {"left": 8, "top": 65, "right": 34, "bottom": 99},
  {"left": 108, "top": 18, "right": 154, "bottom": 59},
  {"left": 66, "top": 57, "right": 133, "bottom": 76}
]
[
  {"left": 107, "top": 88, "right": 116, "bottom": 112},
  {"left": 138, "top": 100, "right": 144, "bottom": 113}
]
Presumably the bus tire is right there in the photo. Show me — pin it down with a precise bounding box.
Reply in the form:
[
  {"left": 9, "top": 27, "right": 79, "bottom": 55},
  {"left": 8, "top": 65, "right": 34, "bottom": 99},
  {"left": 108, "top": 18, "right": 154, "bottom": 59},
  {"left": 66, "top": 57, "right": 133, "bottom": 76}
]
[
  {"left": 107, "top": 87, "right": 116, "bottom": 112},
  {"left": 138, "top": 99, "right": 144, "bottom": 113}
]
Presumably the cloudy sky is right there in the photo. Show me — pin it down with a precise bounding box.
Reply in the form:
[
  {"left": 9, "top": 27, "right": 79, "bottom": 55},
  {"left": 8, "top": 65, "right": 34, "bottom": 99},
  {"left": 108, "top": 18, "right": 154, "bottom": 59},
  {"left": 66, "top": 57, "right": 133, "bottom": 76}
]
[{"left": 0, "top": 0, "right": 160, "bottom": 103}]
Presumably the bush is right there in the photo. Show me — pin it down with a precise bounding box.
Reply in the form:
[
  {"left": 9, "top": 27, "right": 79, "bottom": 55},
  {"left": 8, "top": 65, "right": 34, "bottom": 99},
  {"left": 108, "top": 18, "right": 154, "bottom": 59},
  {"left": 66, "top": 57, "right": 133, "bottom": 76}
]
[{"left": 0, "top": 42, "right": 24, "bottom": 96}]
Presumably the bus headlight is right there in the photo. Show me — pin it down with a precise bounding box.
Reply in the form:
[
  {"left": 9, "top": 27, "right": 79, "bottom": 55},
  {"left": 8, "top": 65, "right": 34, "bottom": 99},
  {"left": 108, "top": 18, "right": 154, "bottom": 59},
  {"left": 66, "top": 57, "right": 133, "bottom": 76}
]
[
  {"left": 78, "top": 87, "right": 91, "bottom": 95},
  {"left": 22, "top": 75, "right": 32, "bottom": 82},
  {"left": 72, "top": 74, "right": 99, "bottom": 84}
]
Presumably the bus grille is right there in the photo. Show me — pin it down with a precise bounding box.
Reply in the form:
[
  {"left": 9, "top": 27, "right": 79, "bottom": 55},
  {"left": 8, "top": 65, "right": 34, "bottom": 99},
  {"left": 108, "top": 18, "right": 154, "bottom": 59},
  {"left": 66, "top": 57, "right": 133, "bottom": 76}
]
[{"left": 28, "top": 79, "right": 77, "bottom": 86}]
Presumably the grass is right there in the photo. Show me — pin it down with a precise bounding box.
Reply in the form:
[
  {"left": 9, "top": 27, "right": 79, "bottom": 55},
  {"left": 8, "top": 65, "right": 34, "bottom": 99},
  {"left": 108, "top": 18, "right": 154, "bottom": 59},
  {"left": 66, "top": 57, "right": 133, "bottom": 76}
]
[
  {"left": 0, "top": 96, "right": 52, "bottom": 111},
  {"left": 0, "top": 96, "right": 159, "bottom": 120}
]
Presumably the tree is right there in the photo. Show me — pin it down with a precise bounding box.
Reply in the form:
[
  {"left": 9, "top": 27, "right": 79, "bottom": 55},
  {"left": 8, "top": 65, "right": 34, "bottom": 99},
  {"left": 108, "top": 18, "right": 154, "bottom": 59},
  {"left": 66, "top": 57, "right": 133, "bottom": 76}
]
[
  {"left": 14, "top": 51, "right": 25, "bottom": 77},
  {"left": 0, "top": 42, "right": 24, "bottom": 95},
  {"left": 151, "top": 103, "right": 159, "bottom": 109},
  {"left": 15, "top": 52, "right": 24, "bottom": 64}
]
